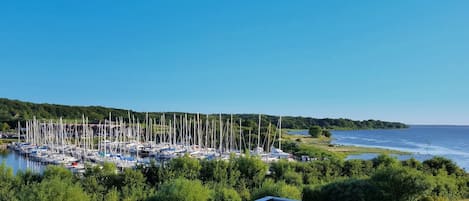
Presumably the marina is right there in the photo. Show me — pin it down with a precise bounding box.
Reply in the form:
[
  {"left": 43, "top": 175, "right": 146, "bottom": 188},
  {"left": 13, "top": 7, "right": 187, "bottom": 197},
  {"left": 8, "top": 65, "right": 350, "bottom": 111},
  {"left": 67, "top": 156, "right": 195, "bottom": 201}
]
[{"left": 7, "top": 113, "right": 292, "bottom": 172}]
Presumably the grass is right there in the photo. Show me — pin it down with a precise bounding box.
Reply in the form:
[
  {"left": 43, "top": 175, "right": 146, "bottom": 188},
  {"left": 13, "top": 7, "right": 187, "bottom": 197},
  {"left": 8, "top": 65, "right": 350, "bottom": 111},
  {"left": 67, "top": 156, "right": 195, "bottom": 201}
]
[{"left": 284, "top": 133, "right": 409, "bottom": 156}]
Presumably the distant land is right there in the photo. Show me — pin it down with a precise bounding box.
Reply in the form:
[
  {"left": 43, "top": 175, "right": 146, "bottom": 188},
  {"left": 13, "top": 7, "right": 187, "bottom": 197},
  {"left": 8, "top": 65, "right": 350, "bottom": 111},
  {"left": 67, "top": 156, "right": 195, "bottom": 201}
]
[{"left": 0, "top": 98, "right": 407, "bottom": 130}]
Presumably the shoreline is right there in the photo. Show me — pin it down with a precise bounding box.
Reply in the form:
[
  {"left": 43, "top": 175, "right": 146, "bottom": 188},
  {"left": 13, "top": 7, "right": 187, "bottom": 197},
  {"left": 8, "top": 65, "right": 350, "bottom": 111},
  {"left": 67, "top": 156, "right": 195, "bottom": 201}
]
[{"left": 284, "top": 133, "right": 410, "bottom": 157}]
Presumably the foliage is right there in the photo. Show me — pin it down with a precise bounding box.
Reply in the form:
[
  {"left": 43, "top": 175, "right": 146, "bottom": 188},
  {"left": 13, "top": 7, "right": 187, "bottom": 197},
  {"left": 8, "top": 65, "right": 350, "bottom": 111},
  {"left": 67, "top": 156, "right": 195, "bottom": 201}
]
[
  {"left": 1, "top": 122, "right": 10, "bottom": 131},
  {"left": 233, "top": 155, "right": 268, "bottom": 188},
  {"left": 370, "top": 166, "right": 433, "bottom": 201},
  {"left": 343, "top": 159, "right": 374, "bottom": 177},
  {"left": 372, "top": 154, "right": 400, "bottom": 168},
  {"left": 0, "top": 161, "right": 17, "bottom": 201},
  {"left": 148, "top": 178, "right": 211, "bottom": 201},
  {"left": 252, "top": 179, "right": 301, "bottom": 200},
  {"left": 302, "top": 179, "right": 380, "bottom": 201},
  {"left": 168, "top": 154, "right": 201, "bottom": 180},
  {"left": 0, "top": 154, "right": 468, "bottom": 201},
  {"left": 19, "top": 176, "right": 90, "bottom": 201},
  {"left": 322, "top": 130, "right": 332, "bottom": 138},
  {"left": 0, "top": 98, "right": 407, "bottom": 130},
  {"left": 200, "top": 158, "right": 240, "bottom": 187},
  {"left": 423, "top": 156, "right": 465, "bottom": 176},
  {"left": 211, "top": 185, "right": 242, "bottom": 201},
  {"left": 308, "top": 126, "right": 322, "bottom": 138}
]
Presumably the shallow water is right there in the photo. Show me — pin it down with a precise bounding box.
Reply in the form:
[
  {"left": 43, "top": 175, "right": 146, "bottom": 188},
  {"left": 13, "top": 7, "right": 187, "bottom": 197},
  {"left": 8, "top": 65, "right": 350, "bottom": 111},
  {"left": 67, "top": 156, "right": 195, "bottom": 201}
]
[
  {"left": 0, "top": 151, "right": 45, "bottom": 174},
  {"left": 289, "top": 125, "right": 469, "bottom": 170}
]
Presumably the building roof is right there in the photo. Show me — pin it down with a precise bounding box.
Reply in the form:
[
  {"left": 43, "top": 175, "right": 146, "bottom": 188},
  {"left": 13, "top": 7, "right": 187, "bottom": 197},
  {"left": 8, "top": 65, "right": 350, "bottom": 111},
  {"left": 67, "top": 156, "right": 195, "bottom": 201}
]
[{"left": 255, "top": 196, "right": 300, "bottom": 201}]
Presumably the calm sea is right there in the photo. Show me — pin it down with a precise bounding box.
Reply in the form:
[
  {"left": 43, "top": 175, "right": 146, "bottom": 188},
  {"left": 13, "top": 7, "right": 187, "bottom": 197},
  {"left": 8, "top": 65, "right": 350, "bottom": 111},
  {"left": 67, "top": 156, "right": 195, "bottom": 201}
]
[{"left": 289, "top": 125, "right": 469, "bottom": 170}]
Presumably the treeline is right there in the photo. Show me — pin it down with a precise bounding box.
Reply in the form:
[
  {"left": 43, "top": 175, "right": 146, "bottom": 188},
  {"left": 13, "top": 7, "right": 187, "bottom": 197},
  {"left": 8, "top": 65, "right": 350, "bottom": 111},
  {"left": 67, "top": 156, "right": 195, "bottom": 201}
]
[
  {"left": 0, "top": 98, "right": 407, "bottom": 130},
  {"left": 0, "top": 154, "right": 467, "bottom": 201}
]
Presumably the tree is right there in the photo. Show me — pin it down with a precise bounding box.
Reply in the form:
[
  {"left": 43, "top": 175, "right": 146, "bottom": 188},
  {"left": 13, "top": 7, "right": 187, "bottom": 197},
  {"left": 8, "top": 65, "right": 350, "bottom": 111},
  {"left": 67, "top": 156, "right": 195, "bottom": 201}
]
[
  {"left": 322, "top": 130, "right": 332, "bottom": 138},
  {"left": 0, "top": 161, "right": 17, "bottom": 201},
  {"left": 200, "top": 158, "right": 239, "bottom": 187},
  {"left": 120, "top": 168, "right": 149, "bottom": 201},
  {"left": 282, "top": 171, "right": 303, "bottom": 186},
  {"left": 252, "top": 179, "right": 301, "bottom": 200},
  {"left": 104, "top": 188, "right": 119, "bottom": 201},
  {"left": 1, "top": 123, "right": 10, "bottom": 132},
  {"left": 370, "top": 166, "right": 433, "bottom": 201},
  {"left": 19, "top": 177, "right": 90, "bottom": 201},
  {"left": 372, "top": 154, "right": 399, "bottom": 168},
  {"left": 343, "top": 159, "right": 367, "bottom": 177},
  {"left": 168, "top": 154, "right": 201, "bottom": 180},
  {"left": 212, "top": 186, "right": 242, "bottom": 201},
  {"left": 234, "top": 155, "right": 268, "bottom": 187},
  {"left": 149, "top": 178, "right": 211, "bottom": 201},
  {"left": 302, "top": 179, "right": 380, "bottom": 201},
  {"left": 427, "top": 173, "right": 464, "bottom": 200},
  {"left": 270, "top": 160, "right": 291, "bottom": 180},
  {"left": 422, "top": 157, "right": 463, "bottom": 176},
  {"left": 308, "top": 126, "right": 322, "bottom": 138},
  {"left": 43, "top": 165, "right": 74, "bottom": 181},
  {"left": 401, "top": 157, "right": 422, "bottom": 169},
  {"left": 138, "top": 160, "right": 174, "bottom": 187}
]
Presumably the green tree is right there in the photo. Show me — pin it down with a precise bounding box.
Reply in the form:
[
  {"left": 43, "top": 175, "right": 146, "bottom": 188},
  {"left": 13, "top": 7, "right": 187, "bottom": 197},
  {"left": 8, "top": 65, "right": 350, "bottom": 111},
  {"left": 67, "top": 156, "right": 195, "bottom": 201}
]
[
  {"left": 308, "top": 126, "right": 322, "bottom": 138},
  {"left": 252, "top": 179, "right": 301, "bottom": 200},
  {"left": 138, "top": 160, "right": 174, "bottom": 187},
  {"left": 370, "top": 166, "right": 433, "bottom": 201},
  {"left": 20, "top": 177, "right": 90, "bottom": 201},
  {"left": 149, "top": 178, "right": 211, "bottom": 201},
  {"left": 104, "top": 188, "right": 119, "bottom": 201},
  {"left": 200, "top": 158, "right": 240, "bottom": 187},
  {"left": 322, "top": 130, "right": 332, "bottom": 138},
  {"left": 1, "top": 123, "right": 10, "bottom": 132},
  {"left": 422, "top": 157, "right": 464, "bottom": 176},
  {"left": 427, "top": 173, "right": 465, "bottom": 200},
  {"left": 401, "top": 157, "right": 423, "bottom": 169},
  {"left": 0, "top": 161, "right": 17, "bottom": 201},
  {"left": 302, "top": 179, "right": 380, "bottom": 201},
  {"left": 43, "top": 165, "right": 74, "bottom": 181},
  {"left": 168, "top": 154, "right": 201, "bottom": 180},
  {"left": 120, "top": 168, "right": 149, "bottom": 201},
  {"left": 372, "top": 154, "right": 399, "bottom": 168},
  {"left": 234, "top": 155, "right": 268, "bottom": 187},
  {"left": 343, "top": 159, "right": 367, "bottom": 177},
  {"left": 211, "top": 186, "right": 242, "bottom": 201},
  {"left": 270, "top": 160, "right": 291, "bottom": 180},
  {"left": 282, "top": 170, "right": 303, "bottom": 186},
  {"left": 81, "top": 176, "right": 106, "bottom": 201}
]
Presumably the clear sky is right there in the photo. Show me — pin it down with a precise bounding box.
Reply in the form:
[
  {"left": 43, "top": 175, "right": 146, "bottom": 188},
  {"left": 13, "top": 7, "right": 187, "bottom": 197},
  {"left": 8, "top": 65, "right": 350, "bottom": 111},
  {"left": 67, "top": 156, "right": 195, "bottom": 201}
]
[{"left": 1, "top": 1, "right": 468, "bottom": 125}]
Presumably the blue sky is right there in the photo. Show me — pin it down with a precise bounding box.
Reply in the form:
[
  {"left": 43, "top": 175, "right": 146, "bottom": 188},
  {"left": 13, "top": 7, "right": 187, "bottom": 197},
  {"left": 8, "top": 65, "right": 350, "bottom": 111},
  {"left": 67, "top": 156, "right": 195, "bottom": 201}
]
[{"left": 1, "top": 1, "right": 468, "bottom": 125}]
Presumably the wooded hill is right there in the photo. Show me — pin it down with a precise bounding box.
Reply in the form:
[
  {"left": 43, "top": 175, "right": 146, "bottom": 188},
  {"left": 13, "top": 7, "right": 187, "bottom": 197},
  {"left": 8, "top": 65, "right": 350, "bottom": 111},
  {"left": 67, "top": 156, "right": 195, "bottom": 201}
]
[{"left": 0, "top": 98, "right": 407, "bottom": 130}]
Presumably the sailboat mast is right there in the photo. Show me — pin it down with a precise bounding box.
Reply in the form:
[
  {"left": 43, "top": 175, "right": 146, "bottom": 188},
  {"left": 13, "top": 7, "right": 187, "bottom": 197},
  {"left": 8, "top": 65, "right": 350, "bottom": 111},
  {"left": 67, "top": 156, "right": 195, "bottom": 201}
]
[
  {"left": 219, "top": 114, "right": 222, "bottom": 153},
  {"left": 257, "top": 114, "right": 261, "bottom": 152},
  {"left": 239, "top": 119, "right": 242, "bottom": 152},
  {"left": 17, "top": 121, "right": 20, "bottom": 143},
  {"left": 279, "top": 116, "right": 282, "bottom": 150}
]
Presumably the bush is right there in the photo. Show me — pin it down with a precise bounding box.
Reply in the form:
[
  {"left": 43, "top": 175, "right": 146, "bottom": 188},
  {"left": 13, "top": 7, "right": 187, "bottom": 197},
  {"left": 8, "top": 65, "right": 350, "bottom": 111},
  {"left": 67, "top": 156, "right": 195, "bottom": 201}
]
[
  {"left": 370, "top": 166, "right": 433, "bottom": 201},
  {"left": 211, "top": 186, "right": 241, "bottom": 201},
  {"left": 308, "top": 126, "right": 322, "bottom": 138},
  {"left": 252, "top": 179, "right": 301, "bottom": 200},
  {"left": 149, "top": 178, "right": 211, "bottom": 201},
  {"left": 302, "top": 179, "right": 380, "bottom": 201}
]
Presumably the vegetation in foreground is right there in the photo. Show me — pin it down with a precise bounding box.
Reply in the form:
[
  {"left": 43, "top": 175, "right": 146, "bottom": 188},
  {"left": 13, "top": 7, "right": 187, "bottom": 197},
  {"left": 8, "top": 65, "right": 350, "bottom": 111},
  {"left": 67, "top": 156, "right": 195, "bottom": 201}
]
[{"left": 0, "top": 153, "right": 468, "bottom": 201}]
